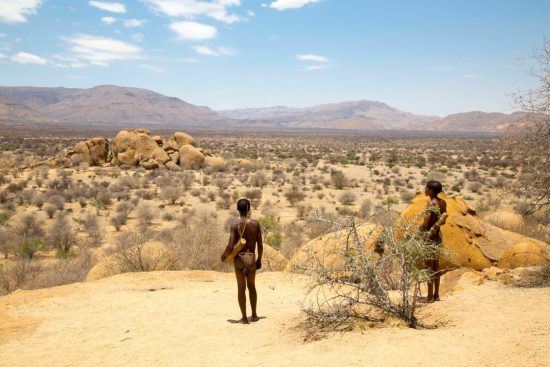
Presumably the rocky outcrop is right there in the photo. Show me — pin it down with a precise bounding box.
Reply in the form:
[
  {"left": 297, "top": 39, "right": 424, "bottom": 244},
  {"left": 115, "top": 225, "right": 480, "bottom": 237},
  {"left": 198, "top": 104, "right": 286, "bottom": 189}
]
[
  {"left": 286, "top": 223, "right": 383, "bottom": 272},
  {"left": 67, "top": 137, "right": 109, "bottom": 166},
  {"left": 61, "top": 129, "right": 220, "bottom": 171},
  {"left": 285, "top": 193, "right": 548, "bottom": 274},
  {"left": 261, "top": 244, "right": 289, "bottom": 271},
  {"left": 204, "top": 156, "right": 226, "bottom": 171},
  {"left": 178, "top": 144, "right": 205, "bottom": 170},
  {"left": 498, "top": 241, "right": 550, "bottom": 269},
  {"left": 483, "top": 211, "right": 525, "bottom": 232},
  {"left": 400, "top": 193, "right": 549, "bottom": 270},
  {"left": 111, "top": 129, "right": 170, "bottom": 168},
  {"left": 439, "top": 268, "right": 485, "bottom": 296},
  {"left": 172, "top": 132, "right": 197, "bottom": 147}
]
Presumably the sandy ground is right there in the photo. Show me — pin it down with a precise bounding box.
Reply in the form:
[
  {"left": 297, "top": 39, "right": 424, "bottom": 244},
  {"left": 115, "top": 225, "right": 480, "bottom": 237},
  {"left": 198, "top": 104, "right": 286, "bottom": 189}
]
[{"left": 1, "top": 271, "right": 549, "bottom": 367}]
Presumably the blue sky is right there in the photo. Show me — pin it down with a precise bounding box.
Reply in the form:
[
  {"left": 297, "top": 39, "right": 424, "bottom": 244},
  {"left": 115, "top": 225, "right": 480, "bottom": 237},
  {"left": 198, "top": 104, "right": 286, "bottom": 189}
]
[{"left": 0, "top": 0, "right": 548, "bottom": 116}]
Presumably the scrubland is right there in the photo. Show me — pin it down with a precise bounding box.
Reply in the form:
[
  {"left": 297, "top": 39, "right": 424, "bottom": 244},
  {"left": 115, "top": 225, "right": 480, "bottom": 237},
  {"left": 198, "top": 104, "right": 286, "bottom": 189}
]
[{"left": 0, "top": 132, "right": 547, "bottom": 295}]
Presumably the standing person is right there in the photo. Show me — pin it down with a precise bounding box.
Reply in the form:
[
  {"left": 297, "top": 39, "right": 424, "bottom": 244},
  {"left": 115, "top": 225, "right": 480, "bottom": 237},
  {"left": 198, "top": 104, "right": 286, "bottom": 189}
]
[
  {"left": 221, "top": 199, "right": 263, "bottom": 324},
  {"left": 420, "top": 181, "right": 447, "bottom": 302}
]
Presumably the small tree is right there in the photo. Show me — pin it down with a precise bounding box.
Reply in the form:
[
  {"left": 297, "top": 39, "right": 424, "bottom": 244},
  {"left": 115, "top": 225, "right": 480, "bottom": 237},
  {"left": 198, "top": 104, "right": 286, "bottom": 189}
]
[
  {"left": 31, "top": 194, "right": 46, "bottom": 210},
  {"left": 45, "top": 204, "right": 56, "bottom": 219},
  {"left": 330, "top": 170, "right": 348, "bottom": 189},
  {"left": 284, "top": 185, "right": 306, "bottom": 206},
  {"left": 83, "top": 212, "right": 102, "bottom": 245},
  {"left": 161, "top": 186, "right": 183, "bottom": 205},
  {"left": 110, "top": 213, "right": 127, "bottom": 231},
  {"left": 137, "top": 202, "right": 156, "bottom": 231},
  {"left": 180, "top": 171, "right": 195, "bottom": 191},
  {"left": 14, "top": 213, "right": 44, "bottom": 240},
  {"left": 47, "top": 215, "right": 77, "bottom": 256},
  {"left": 18, "top": 239, "right": 45, "bottom": 259},
  {"left": 380, "top": 197, "right": 399, "bottom": 211},
  {"left": 338, "top": 191, "right": 357, "bottom": 206},
  {"left": 115, "top": 201, "right": 134, "bottom": 220},
  {"left": 509, "top": 38, "right": 550, "bottom": 214},
  {"left": 48, "top": 195, "right": 65, "bottom": 211}
]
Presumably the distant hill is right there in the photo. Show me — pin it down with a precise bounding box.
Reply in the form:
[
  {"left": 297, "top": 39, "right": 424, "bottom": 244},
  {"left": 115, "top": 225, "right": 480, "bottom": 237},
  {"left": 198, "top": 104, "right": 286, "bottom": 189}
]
[
  {"left": 0, "top": 97, "right": 56, "bottom": 124},
  {"left": 0, "top": 85, "right": 224, "bottom": 127},
  {"left": 425, "top": 111, "right": 528, "bottom": 133},
  {"left": 0, "top": 85, "right": 530, "bottom": 133},
  {"left": 220, "top": 100, "right": 440, "bottom": 130}
]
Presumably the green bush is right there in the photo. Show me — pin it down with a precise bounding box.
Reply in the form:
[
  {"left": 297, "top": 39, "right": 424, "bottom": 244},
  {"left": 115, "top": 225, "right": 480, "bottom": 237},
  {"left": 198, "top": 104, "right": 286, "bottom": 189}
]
[{"left": 19, "top": 239, "right": 45, "bottom": 259}]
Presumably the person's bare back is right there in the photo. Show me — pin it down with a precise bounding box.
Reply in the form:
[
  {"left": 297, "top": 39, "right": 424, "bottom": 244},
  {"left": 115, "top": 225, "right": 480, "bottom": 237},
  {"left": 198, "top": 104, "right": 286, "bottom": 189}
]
[{"left": 221, "top": 199, "right": 263, "bottom": 324}]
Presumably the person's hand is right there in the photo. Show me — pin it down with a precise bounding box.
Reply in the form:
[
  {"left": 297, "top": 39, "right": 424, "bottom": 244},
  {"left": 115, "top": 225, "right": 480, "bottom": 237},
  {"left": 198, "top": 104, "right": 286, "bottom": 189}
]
[{"left": 255, "top": 259, "right": 262, "bottom": 270}]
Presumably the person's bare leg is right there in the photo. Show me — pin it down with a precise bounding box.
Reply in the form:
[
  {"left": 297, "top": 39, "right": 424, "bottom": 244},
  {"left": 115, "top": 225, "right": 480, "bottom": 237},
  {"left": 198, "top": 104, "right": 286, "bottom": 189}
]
[
  {"left": 433, "top": 259, "right": 441, "bottom": 301},
  {"left": 426, "top": 259, "right": 435, "bottom": 303},
  {"left": 246, "top": 267, "right": 259, "bottom": 321},
  {"left": 235, "top": 266, "right": 249, "bottom": 324}
]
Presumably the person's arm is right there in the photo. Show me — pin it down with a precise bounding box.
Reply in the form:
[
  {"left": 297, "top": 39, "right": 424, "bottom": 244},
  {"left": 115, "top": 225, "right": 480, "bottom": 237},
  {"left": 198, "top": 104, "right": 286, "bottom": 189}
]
[
  {"left": 256, "top": 224, "right": 263, "bottom": 269},
  {"left": 221, "top": 222, "right": 237, "bottom": 262},
  {"left": 420, "top": 201, "right": 437, "bottom": 231}
]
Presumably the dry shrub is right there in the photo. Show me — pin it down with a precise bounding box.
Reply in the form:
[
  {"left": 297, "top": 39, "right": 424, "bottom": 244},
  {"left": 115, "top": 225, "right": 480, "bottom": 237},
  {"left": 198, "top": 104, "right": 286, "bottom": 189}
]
[
  {"left": 338, "top": 191, "right": 357, "bottom": 205},
  {"left": 330, "top": 170, "right": 348, "bottom": 189},
  {"left": 137, "top": 202, "right": 157, "bottom": 231},
  {"left": 107, "top": 231, "right": 178, "bottom": 273},
  {"left": 161, "top": 186, "right": 183, "bottom": 205},
  {"left": 46, "top": 214, "right": 77, "bottom": 255},
  {"left": 0, "top": 251, "right": 94, "bottom": 295},
  {"left": 158, "top": 210, "right": 227, "bottom": 271},
  {"left": 281, "top": 221, "right": 305, "bottom": 258},
  {"left": 284, "top": 185, "right": 306, "bottom": 206},
  {"left": 299, "top": 211, "right": 440, "bottom": 331},
  {"left": 83, "top": 212, "right": 102, "bottom": 245}
]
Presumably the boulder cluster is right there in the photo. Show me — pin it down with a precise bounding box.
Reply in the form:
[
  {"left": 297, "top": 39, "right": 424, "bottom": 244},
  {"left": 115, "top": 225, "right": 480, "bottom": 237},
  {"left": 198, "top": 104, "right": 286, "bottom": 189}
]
[
  {"left": 287, "top": 193, "right": 549, "bottom": 272},
  {"left": 58, "top": 129, "right": 221, "bottom": 171}
]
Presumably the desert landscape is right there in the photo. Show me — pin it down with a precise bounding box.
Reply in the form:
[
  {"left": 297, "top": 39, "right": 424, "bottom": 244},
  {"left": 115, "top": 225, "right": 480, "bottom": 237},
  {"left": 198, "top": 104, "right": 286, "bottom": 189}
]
[{"left": 1, "top": 1, "right": 549, "bottom": 366}]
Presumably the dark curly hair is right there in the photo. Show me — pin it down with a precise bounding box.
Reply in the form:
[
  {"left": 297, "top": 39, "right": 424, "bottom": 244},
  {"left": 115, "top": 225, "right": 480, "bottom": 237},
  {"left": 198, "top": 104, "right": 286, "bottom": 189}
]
[
  {"left": 237, "top": 198, "right": 251, "bottom": 216},
  {"left": 426, "top": 180, "right": 443, "bottom": 195}
]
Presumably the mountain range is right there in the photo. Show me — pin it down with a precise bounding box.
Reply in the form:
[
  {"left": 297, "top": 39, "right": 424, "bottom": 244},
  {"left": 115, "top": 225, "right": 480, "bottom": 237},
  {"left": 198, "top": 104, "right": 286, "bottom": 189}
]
[{"left": 0, "top": 85, "right": 527, "bottom": 133}]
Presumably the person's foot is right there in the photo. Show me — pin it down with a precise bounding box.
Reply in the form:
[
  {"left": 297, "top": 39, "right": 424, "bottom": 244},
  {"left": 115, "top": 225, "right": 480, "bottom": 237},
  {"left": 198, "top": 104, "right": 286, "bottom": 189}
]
[
  {"left": 434, "top": 295, "right": 440, "bottom": 301},
  {"left": 418, "top": 296, "right": 435, "bottom": 303},
  {"left": 249, "top": 315, "right": 260, "bottom": 322},
  {"left": 238, "top": 317, "right": 249, "bottom": 324}
]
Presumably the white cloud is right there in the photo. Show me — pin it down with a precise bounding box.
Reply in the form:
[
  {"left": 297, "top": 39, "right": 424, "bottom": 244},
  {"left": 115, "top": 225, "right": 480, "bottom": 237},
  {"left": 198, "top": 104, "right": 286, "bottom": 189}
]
[
  {"left": 192, "top": 45, "right": 236, "bottom": 56},
  {"left": 169, "top": 21, "right": 217, "bottom": 40},
  {"left": 68, "top": 75, "right": 86, "bottom": 79},
  {"left": 101, "top": 16, "right": 117, "bottom": 24},
  {"left": 0, "top": 53, "right": 6, "bottom": 59},
  {"left": 11, "top": 51, "right": 47, "bottom": 65},
  {"left": 0, "top": 33, "right": 6, "bottom": 37},
  {"left": 124, "top": 19, "right": 146, "bottom": 27},
  {"left": 297, "top": 54, "right": 328, "bottom": 62},
  {"left": 139, "top": 64, "right": 166, "bottom": 74},
  {"left": 463, "top": 73, "right": 481, "bottom": 79},
  {"left": 144, "top": 0, "right": 242, "bottom": 24},
  {"left": 88, "top": 1, "right": 126, "bottom": 13},
  {"left": 269, "top": 0, "right": 320, "bottom": 11},
  {"left": 305, "top": 64, "right": 327, "bottom": 71},
  {"left": 54, "top": 61, "right": 87, "bottom": 68},
  {"left": 54, "top": 54, "right": 79, "bottom": 62},
  {"left": 0, "top": 0, "right": 43, "bottom": 24},
  {"left": 63, "top": 34, "right": 142, "bottom": 66},
  {"left": 246, "top": 10, "right": 255, "bottom": 16},
  {"left": 131, "top": 33, "right": 145, "bottom": 42}
]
